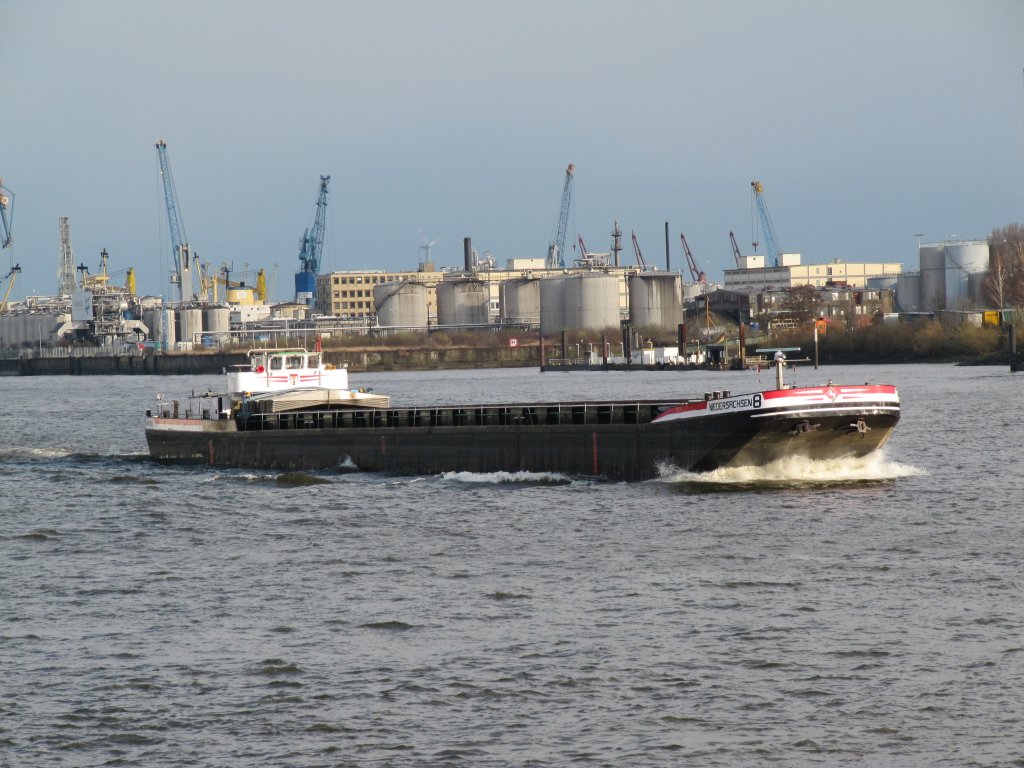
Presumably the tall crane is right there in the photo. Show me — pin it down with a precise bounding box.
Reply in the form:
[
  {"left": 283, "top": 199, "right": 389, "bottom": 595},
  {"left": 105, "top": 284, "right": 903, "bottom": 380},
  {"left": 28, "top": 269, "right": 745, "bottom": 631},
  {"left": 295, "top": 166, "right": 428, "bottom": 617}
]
[
  {"left": 294, "top": 175, "right": 330, "bottom": 305},
  {"left": 630, "top": 230, "right": 647, "bottom": 270},
  {"left": 546, "top": 163, "right": 575, "bottom": 269},
  {"left": 155, "top": 140, "right": 199, "bottom": 303},
  {"left": 728, "top": 231, "right": 744, "bottom": 268},
  {"left": 679, "top": 233, "right": 705, "bottom": 284},
  {"left": 0, "top": 177, "right": 13, "bottom": 249},
  {"left": 751, "top": 180, "right": 783, "bottom": 267},
  {"left": 1, "top": 179, "right": 17, "bottom": 309}
]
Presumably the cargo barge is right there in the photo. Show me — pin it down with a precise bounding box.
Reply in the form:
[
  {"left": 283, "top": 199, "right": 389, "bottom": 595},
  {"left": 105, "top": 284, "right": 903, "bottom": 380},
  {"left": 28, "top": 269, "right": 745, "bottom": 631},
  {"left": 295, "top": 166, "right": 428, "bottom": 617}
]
[{"left": 145, "top": 348, "right": 901, "bottom": 481}]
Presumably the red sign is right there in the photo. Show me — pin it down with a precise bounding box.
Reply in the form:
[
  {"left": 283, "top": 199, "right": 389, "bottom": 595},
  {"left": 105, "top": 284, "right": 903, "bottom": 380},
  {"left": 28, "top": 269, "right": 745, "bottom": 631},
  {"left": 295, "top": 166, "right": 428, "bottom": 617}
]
[{"left": 509, "top": 338, "right": 518, "bottom": 347}]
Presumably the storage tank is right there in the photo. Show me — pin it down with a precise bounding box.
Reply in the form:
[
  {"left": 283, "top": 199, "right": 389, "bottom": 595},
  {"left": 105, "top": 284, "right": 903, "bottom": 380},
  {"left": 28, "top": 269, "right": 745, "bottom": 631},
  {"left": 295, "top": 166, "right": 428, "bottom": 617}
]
[
  {"left": 919, "top": 245, "right": 946, "bottom": 310},
  {"left": 500, "top": 278, "right": 540, "bottom": 324},
  {"left": 375, "top": 281, "right": 428, "bottom": 327},
  {"left": 539, "top": 276, "right": 567, "bottom": 334},
  {"left": 177, "top": 307, "right": 204, "bottom": 346},
  {"left": 628, "top": 273, "right": 682, "bottom": 330},
  {"left": 563, "top": 273, "right": 620, "bottom": 332},
  {"left": 943, "top": 241, "right": 989, "bottom": 309},
  {"left": 436, "top": 279, "right": 489, "bottom": 326},
  {"left": 203, "top": 305, "right": 231, "bottom": 346},
  {"left": 895, "top": 273, "right": 921, "bottom": 313}
]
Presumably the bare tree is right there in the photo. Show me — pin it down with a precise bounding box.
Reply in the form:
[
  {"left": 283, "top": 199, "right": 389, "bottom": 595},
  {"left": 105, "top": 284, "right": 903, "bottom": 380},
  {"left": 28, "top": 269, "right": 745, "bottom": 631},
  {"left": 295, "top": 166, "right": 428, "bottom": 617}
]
[
  {"left": 985, "top": 255, "right": 1010, "bottom": 309},
  {"left": 988, "top": 224, "right": 1024, "bottom": 305}
]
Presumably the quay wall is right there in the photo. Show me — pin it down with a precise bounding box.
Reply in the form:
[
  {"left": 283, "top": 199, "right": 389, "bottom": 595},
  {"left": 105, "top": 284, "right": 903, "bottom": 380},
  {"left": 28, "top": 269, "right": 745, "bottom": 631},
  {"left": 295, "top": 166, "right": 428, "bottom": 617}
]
[{"left": 11, "top": 345, "right": 541, "bottom": 376}]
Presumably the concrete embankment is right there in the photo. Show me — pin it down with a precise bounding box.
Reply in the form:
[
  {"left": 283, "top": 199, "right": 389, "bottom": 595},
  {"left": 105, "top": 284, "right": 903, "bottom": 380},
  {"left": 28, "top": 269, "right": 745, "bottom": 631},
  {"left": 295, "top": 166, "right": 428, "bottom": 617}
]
[{"left": 9, "top": 345, "right": 541, "bottom": 376}]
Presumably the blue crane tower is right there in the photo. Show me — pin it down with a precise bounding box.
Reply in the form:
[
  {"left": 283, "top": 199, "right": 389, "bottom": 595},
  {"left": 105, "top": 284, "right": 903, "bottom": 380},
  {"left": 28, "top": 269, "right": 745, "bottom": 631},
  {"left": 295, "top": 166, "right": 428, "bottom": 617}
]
[
  {"left": 751, "top": 180, "right": 783, "bottom": 267},
  {"left": 294, "top": 175, "right": 330, "bottom": 305},
  {"left": 155, "top": 140, "right": 198, "bottom": 303},
  {"left": 546, "top": 163, "right": 575, "bottom": 269}
]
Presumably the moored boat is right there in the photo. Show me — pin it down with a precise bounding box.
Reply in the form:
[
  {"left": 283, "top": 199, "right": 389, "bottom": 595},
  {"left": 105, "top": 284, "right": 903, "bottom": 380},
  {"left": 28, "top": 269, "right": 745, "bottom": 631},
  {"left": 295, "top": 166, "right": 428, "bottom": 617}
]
[{"left": 145, "top": 350, "right": 900, "bottom": 481}]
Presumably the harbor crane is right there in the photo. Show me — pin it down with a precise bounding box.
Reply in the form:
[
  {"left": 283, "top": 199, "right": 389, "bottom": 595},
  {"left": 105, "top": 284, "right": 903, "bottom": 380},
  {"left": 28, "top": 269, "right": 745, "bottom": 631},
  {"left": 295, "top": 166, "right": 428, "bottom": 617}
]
[
  {"left": 1, "top": 179, "right": 18, "bottom": 310},
  {"left": 294, "top": 175, "right": 330, "bottom": 306},
  {"left": 751, "top": 180, "right": 783, "bottom": 267},
  {"left": 679, "top": 233, "right": 705, "bottom": 284},
  {"left": 0, "top": 264, "right": 20, "bottom": 312},
  {"left": 631, "top": 230, "right": 647, "bottom": 270},
  {"left": 729, "top": 230, "right": 743, "bottom": 268},
  {"left": 546, "top": 163, "right": 575, "bottom": 269},
  {"left": 155, "top": 140, "right": 200, "bottom": 303},
  {"left": 1, "top": 177, "right": 14, "bottom": 249}
]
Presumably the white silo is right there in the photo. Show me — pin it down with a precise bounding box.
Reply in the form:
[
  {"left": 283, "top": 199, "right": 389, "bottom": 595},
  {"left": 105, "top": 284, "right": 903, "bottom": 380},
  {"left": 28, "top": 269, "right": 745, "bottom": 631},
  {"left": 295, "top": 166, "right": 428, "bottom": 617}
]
[
  {"left": 436, "top": 279, "right": 489, "bottom": 326},
  {"left": 895, "top": 273, "right": 921, "bottom": 312},
  {"left": 177, "top": 307, "right": 204, "bottom": 349},
  {"left": 539, "top": 276, "right": 567, "bottom": 334},
  {"left": 563, "top": 272, "right": 620, "bottom": 331},
  {"left": 203, "top": 305, "right": 231, "bottom": 346},
  {"left": 919, "top": 245, "right": 946, "bottom": 310},
  {"left": 375, "top": 281, "right": 429, "bottom": 327},
  {"left": 943, "top": 241, "right": 989, "bottom": 309},
  {"left": 500, "top": 278, "right": 540, "bottom": 324},
  {"left": 629, "top": 273, "right": 682, "bottom": 330}
]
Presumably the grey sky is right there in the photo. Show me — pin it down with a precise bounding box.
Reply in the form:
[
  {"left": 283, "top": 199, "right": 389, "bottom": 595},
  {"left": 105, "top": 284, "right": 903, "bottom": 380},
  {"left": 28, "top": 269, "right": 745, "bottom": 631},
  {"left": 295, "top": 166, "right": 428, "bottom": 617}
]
[{"left": 3, "top": 0, "right": 1023, "bottom": 301}]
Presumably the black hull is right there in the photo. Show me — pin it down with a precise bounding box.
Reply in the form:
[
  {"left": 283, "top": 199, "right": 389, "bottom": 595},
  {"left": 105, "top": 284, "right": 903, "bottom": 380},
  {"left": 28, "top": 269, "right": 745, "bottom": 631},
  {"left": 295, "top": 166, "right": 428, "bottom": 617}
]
[{"left": 146, "top": 406, "right": 899, "bottom": 482}]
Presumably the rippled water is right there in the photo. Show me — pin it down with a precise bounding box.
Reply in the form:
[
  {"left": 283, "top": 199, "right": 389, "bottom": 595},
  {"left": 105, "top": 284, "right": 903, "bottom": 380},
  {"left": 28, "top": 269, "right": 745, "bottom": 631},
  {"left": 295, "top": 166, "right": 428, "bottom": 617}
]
[{"left": 2, "top": 364, "right": 1022, "bottom": 767}]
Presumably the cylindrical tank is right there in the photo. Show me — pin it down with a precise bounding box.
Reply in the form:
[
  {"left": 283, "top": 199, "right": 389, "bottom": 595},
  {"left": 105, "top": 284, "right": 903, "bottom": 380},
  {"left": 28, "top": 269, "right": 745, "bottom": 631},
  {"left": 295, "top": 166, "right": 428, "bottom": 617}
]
[
  {"left": 177, "top": 307, "right": 204, "bottom": 346},
  {"left": 539, "top": 276, "right": 567, "bottom": 335},
  {"left": 919, "top": 245, "right": 946, "bottom": 311},
  {"left": 944, "top": 241, "right": 989, "bottom": 309},
  {"left": 375, "top": 281, "right": 429, "bottom": 327},
  {"left": 436, "top": 279, "right": 489, "bottom": 326},
  {"left": 895, "top": 273, "right": 921, "bottom": 313},
  {"left": 203, "top": 305, "right": 231, "bottom": 346},
  {"left": 628, "top": 273, "right": 682, "bottom": 330},
  {"left": 563, "top": 273, "right": 620, "bottom": 332},
  {"left": 866, "top": 276, "right": 898, "bottom": 292},
  {"left": 500, "top": 278, "right": 540, "bottom": 324}
]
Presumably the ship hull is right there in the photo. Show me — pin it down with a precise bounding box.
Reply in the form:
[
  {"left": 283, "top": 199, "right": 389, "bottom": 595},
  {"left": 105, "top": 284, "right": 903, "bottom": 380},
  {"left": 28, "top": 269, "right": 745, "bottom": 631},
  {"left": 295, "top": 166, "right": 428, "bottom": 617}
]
[{"left": 145, "top": 386, "right": 900, "bottom": 481}]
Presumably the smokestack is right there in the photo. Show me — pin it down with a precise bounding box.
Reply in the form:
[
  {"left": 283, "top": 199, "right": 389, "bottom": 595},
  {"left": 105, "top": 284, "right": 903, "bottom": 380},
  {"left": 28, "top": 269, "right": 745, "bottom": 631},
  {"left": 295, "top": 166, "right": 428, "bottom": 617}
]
[
  {"left": 665, "top": 221, "right": 670, "bottom": 271},
  {"left": 463, "top": 237, "right": 473, "bottom": 272}
]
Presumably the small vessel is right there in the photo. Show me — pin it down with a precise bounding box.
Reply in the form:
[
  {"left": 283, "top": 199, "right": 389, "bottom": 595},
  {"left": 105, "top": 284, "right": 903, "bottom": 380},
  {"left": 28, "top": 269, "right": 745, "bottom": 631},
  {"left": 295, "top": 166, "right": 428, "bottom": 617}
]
[{"left": 145, "top": 349, "right": 900, "bottom": 481}]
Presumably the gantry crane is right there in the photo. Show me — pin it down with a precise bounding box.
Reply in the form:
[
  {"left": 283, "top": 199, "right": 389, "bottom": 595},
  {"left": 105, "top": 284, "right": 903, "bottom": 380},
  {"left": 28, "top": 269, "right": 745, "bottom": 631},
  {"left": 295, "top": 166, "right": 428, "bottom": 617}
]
[
  {"left": 546, "top": 163, "right": 575, "bottom": 269},
  {"left": 751, "top": 180, "right": 783, "bottom": 267},
  {"left": 155, "top": 140, "right": 200, "bottom": 303},
  {"left": 295, "top": 175, "right": 330, "bottom": 305},
  {"left": 679, "top": 233, "right": 705, "bottom": 284}
]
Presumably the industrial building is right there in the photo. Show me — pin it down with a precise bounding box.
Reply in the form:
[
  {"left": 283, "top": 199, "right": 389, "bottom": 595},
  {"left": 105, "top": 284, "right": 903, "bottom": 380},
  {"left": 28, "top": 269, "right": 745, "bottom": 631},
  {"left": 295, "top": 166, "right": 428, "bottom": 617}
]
[
  {"left": 314, "top": 253, "right": 689, "bottom": 334},
  {"left": 723, "top": 253, "right": 903, "bottom": 293}
]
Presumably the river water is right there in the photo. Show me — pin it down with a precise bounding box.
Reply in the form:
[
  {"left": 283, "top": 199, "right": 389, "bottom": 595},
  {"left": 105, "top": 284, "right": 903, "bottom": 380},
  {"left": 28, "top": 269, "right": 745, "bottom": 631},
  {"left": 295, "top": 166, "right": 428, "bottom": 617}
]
[{"left": 2, "top": 363, "right": 1022, "bottom": 767}]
